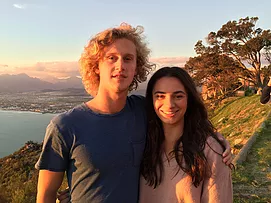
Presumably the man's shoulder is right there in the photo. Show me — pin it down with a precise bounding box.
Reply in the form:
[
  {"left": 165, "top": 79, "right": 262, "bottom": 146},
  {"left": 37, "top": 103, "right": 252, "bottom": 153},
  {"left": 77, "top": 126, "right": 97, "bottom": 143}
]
[
  {"left": 51, "top": 103, "right": 87, "bottom": 128},
  {"left": 126, "top": 95, "right": 146, "bottom": 113},
  {"left": 128, "top": 94, "right": 145, "bottom": 105},
  {"left": 128, "top": 94, "right": 145, "bottom": 101}
]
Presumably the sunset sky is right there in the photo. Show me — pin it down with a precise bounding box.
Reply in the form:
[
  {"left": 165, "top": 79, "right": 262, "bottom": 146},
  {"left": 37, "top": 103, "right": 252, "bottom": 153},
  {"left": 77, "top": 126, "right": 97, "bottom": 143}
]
[{"left": 0, "top": 0, "right": 270, "bottom": 81}]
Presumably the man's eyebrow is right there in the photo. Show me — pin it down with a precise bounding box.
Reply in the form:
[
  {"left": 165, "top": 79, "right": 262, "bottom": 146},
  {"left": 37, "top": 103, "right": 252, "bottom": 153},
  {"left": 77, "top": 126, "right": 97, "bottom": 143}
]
[
  {"left": 104, "top": 52, "right": 116, "bottom": 56},
  {"left": 105, "top": 52, "right": 135, "bottom": 56}
]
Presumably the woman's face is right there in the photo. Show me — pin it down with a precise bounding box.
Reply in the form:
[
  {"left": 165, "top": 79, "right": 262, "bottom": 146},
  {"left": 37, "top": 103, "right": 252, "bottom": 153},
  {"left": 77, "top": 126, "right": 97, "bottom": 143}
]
[{"left": 152, "top": 76, "right": 188, "bottom": 127}]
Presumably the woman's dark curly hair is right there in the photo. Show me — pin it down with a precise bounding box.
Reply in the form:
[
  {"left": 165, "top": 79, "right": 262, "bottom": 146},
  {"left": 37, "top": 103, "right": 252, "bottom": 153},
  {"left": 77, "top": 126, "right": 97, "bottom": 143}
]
[{"left": 141, "top": 66, "right": 226, "bottom": 188}]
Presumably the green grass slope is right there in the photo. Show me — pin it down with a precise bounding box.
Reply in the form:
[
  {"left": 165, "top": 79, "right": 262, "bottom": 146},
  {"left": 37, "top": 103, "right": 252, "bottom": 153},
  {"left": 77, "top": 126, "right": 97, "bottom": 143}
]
[
  {"left": 210, "top": 95, "right": 271, "bottom": 155},
  {"left": 232, "top": 116, "right": 271, "bottom": 202}
]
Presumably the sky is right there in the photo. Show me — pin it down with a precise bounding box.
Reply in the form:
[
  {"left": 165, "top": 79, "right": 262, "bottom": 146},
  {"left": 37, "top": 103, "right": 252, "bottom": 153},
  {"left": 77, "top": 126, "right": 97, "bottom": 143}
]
[{"left": 0, "top": 0, "right": 270, "bottom": 81}]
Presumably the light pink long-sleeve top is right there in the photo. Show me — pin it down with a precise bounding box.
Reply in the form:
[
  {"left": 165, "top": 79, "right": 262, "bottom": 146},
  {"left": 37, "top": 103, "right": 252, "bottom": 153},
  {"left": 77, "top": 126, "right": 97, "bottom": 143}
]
[{"left": 139, "top": 136, "right": 233, "bottom": 203}]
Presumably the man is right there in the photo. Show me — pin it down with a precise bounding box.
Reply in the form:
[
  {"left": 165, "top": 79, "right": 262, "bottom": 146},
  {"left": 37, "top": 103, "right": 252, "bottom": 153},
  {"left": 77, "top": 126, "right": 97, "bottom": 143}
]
[
  {"left": 36, "top": 23, "right": 232, "bottom": 203},
  {"left": 260, "top": 77, "right": 271, "bottom": 104}
]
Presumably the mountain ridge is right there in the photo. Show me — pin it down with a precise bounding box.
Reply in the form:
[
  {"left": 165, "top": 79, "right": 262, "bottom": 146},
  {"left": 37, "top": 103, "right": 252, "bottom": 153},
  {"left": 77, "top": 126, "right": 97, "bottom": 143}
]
[{"left": 0, "top": 73, "right": 84, "bottom": 92}]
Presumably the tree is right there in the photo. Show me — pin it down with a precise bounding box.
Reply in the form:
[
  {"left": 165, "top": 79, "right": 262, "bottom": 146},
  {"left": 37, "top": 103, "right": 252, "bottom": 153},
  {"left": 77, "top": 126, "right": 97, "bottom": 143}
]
[
  {"left": 264, "top": 45, "right": 271, "bottom": 64},
  {"left": 194, "top": 17, "right": 271, "bottom": 88},
  {"left": 185, "top": 53, "right": 243, "bottom": 101}
]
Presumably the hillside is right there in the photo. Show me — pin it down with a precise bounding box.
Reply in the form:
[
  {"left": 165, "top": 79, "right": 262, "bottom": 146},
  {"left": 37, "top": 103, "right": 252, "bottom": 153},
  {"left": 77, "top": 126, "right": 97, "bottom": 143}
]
[
  {"left": 0, "top": 95, "right": 270, "bottom": 202},
  {"left": 0, "top": 141, "right": 42, "bottom": 202},
  {"left": 211, "top": 95, "right": 271, "bottom": 155}
]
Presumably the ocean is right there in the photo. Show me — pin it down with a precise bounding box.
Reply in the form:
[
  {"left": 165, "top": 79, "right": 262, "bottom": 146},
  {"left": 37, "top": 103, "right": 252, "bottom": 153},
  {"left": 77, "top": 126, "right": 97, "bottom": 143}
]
[{"left": 0, "top": 110, "right": 56, "bottom": 158}]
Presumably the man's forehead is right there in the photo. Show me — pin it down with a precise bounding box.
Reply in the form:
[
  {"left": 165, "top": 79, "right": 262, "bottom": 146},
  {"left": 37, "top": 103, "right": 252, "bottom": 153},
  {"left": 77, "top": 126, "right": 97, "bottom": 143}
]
[{"left": 103, "top": 39, "right": 136, "bottom": 55}]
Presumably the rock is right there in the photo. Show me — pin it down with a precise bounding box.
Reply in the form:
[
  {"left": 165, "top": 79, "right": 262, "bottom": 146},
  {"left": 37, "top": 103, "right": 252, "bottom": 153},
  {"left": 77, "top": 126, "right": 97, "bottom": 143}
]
[{"left": 234, "top": 138, "right": 243, "bottom": 145}]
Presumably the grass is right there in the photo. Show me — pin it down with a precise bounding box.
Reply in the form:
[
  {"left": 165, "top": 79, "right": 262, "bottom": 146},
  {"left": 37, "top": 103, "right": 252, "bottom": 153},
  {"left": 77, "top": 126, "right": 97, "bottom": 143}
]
[
  {"left": 208, "top": 95, "right": 271, "bottom": 202},
  {"left": 232, "top": 117, "right": 271, "bottom": 202},
  {"left": 210, "top": 95, "right": 271, "bottom": 155}
]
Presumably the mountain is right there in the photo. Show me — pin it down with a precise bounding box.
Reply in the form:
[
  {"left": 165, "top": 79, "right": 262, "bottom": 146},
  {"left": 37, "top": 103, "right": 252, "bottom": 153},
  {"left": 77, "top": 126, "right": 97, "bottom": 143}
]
[
  {"left": 54, "top": 76, "right": 83, "bottom": 89},
  {"left": 0, "top": 74, "right": 83, "bottom": 93}
]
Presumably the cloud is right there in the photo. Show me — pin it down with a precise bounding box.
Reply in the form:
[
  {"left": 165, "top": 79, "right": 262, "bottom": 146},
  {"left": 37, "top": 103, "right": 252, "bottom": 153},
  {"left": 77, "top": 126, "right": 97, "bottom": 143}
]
[
  {"left": 0, "top": 61, "right": 80, "bottom": 82},
  {"left": 0, "top": 64, "right": 17, "bottom": 75},
  {"left": 0, "top": 64, "right": 9, "bottom": 68},
  {"left": 13, "top": 4, "right": 27, "bottom": 9},
  {"left": 150, "top": 56, "right": 189, "bottom": 67},
  {"left": 13, "top": 3, "right": 45, "bottom": 10},
  {"left": 22, "top": 61, "right": 79, "bottom": 78}
]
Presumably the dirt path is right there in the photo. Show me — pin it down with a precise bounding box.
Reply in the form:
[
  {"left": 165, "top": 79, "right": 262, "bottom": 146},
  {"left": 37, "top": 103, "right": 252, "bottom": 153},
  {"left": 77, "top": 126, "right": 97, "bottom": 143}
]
[{"left": 233, "top": 118, "right": 271, "bottom": 202}]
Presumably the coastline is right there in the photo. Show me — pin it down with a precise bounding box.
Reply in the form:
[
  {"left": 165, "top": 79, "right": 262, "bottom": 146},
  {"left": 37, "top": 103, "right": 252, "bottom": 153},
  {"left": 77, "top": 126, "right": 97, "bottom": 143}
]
[{"left": 0, "top": 107, "right": 61, "bottom": 114}]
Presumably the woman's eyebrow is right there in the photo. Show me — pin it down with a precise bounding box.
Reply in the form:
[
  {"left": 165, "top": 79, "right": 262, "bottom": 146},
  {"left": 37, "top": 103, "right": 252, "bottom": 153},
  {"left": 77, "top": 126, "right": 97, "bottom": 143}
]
[
  {"left": 153, "top": 90, "right": 186, "bottom": 94},
  {"left": 153, "top": 91, "right": 166, "bottom": 94},
  {"left": 173, "top": 90, "right": 186, "bottom": 94}
]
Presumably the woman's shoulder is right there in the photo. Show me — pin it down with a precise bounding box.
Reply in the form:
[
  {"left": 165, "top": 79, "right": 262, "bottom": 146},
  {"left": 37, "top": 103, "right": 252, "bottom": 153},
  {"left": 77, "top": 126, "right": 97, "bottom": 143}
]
[{"left": 204, "top": 134, "right": 224, "bottom": 158}]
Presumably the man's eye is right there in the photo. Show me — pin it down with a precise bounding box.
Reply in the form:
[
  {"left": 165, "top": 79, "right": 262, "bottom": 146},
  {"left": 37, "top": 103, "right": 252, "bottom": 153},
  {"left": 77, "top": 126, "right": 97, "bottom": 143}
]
[
  {"left": 107, "top": 56, "right": 115, "bottom": 60},
  {"left": 125, "top": 57, "right": 132, "bottom": 61}
]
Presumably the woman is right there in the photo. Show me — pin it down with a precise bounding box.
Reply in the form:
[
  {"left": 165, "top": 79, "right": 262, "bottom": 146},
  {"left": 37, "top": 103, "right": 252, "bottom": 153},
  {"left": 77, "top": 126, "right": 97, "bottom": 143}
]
[{"left": 139, "top": 67, "right": 233, "bottom": 202}]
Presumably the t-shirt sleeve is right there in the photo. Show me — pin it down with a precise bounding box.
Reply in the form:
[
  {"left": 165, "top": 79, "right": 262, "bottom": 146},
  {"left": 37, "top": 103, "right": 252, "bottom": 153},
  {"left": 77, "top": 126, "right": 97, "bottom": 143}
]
[
  {"left": 201, "top": 136, "right": 233, "bottom": 203},
  {"left": 35, "top": 120, "right": 71, "bottom": 172}
]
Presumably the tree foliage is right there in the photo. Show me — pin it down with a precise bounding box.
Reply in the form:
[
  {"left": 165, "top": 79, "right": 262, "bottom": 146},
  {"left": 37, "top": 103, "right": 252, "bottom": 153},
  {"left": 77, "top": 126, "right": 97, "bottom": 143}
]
[
  {"left": 193, "top": 16, "right": 271, "bottom": 88},
  {"left": 185, "top": 53, "right": 243, "bottom": 101}
]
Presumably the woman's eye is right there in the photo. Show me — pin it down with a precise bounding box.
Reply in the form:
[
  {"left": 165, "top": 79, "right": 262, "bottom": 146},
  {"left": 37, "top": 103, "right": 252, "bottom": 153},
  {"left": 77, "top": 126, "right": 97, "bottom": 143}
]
[
  {"left": 176, "top": 95, "right": 184, "bottom": 99},
  {"left": 156, "top": 95, "right": 164, "bottom": 99}
]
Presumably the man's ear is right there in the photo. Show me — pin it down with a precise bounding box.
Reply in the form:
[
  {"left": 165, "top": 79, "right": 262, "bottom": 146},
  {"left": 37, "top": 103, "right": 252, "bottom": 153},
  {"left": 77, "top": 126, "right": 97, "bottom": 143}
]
[
  {"left": 134, "top": 67, "right": 137, "bottom": 76},
  {"left": 95, "top": 67, "right": 100, "bottom": 75}
]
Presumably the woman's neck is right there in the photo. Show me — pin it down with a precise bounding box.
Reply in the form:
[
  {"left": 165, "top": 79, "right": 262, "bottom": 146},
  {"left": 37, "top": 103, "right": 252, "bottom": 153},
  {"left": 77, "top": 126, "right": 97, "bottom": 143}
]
[{"left": 163, "top": 122, "right": 184, "bottom": 156}]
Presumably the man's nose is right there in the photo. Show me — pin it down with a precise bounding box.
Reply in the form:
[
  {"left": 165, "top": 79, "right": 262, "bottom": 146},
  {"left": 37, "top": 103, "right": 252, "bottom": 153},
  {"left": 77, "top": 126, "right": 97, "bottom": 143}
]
[{"left": 115, "top": 58, "right": 125, "bottom": 71}]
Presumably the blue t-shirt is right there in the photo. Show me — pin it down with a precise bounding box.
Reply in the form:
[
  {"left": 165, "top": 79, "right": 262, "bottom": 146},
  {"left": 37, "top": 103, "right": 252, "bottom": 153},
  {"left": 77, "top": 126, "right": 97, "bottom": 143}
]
[{"left": 35, "top": 95, "right": 147, "bottom": 203}]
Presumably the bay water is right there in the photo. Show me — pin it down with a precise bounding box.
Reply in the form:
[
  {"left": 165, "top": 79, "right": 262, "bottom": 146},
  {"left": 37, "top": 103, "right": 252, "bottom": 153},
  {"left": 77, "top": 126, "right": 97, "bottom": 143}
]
[{"left": 0, "top": 110, "right": 56, "bottom": 158}]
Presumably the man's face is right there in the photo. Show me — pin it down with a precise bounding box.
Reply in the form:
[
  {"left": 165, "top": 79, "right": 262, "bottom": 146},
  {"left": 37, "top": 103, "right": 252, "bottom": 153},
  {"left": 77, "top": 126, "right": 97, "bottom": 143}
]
[{"left": 96, "top": 38, "right": 137, "bottom": 94}]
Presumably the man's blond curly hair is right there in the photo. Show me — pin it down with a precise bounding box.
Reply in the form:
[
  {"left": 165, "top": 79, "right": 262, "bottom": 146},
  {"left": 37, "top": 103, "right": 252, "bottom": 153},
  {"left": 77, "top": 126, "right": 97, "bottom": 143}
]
[{"left": 79, "top": 23, "right": 156, "bottom": 96}]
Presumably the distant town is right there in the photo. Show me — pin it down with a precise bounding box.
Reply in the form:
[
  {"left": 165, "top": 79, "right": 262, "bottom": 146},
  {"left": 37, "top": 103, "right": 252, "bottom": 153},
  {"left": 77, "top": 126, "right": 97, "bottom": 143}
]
[
  {"left": 0, "top": 89, "right": 91, "bottom": 114},
  {"left": 0, "top": 88, "right": 147, "bottom": 114}
]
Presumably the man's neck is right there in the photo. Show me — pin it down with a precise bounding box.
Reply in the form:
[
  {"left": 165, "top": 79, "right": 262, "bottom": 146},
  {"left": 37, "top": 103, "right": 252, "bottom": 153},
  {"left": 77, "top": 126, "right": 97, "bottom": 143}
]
[{"left": 86, "top": 90, "right": 128, "bottom": 114}]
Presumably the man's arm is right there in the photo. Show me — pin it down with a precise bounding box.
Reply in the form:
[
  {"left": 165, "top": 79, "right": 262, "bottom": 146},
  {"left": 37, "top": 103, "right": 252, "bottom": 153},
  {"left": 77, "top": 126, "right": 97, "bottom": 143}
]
[
  {"left": 260, "top": 86, "right": 271, "bottom": 104},
  {"left": 37, "top": 170, "right": 64, "bottom": 203},
  {"left": 260, "top": 77, "right": 271, "bottom": 104},
  {"left": 216, "top": 132, "right": 232, "bottom": 165}
]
